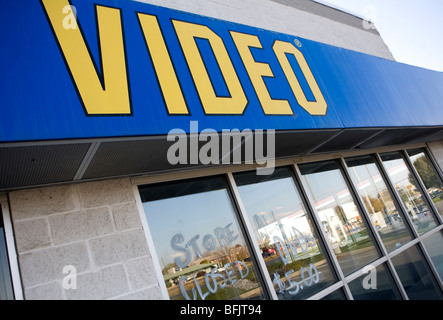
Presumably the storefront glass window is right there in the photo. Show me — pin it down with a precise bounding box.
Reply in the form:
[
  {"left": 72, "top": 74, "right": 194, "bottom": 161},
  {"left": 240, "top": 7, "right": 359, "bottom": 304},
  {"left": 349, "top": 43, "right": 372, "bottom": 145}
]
[
  {"left": 422, "top": 231, "right": 443, "bottom": 284},
  {"left": 391, "top": 244, "right": 443, "bottom": 300},
  {"left": 234, "top": 167, "right": 337, "bottom": 300},
  {"left": 407, "top": 148, "right": 443, "bottom": 219},
  {"left": 380, "top": 152, "right": 438, "bottom": 234},
  {"left": 348, "top": 263, "right": 402, "bottom": 300},
  {"left": 139, "top": 176, "right": 267, "bottom": 300},
  {"left": 346, "top": 155, "right": 413, "bottom": 251},
  {"left": 299, "top": 160, "right": 380, "bottom": 276}
]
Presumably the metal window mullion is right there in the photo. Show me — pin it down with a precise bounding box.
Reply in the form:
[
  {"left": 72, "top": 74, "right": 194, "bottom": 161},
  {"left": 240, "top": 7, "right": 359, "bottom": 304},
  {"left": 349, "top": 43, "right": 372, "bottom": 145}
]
[
  {"left": 132, "top": 186, "right": 170, "bottom": 300},
  {"left": 344, "top": 256, "right": 387, "bottom": 283},
  {"left": 385, "top": 257, "right": 410, "bottom": 300},
  {"left": 339, "top": 156, "right": 412, "bottom": 300},
  {"left": 1, "top": 196, "right": 24, "bottom": 300},
  {"left": 416, "top": 239, "right": 443, "bottom": 292},
  {"left": 307, "top": 280, "right": 345, "bottom": 300},
  {"left": 386, "top": 238, "right": 422, "bottom": 300},
  {"left": 374, "top": 153, "right": 421, "bottom": 239},
  {"left": 292, "top": 163, "right": 354, "bottom": 300},
  {"left": 371, "top": 153, "right": 418, "bottom": 239},
  {"left": 338, "top": 157, "right": 388, "bottom": 258},
  {"left": 425, "top": 143, "right": 443, "bottom": 182},
  {"left": 401, "top": 149, "right": 443, "bottom": 226},
  {"left": 225, "top": 172, "right": 278, "bottom": 300},
  {"left": 422, "top": 147, "right": 443, "bottom": 225},
  {"left": 289, "top": 164, "right": 354, "bottom": 300},
  {"left": 377, "top": 148, "right": 443, "bottom": 297}
]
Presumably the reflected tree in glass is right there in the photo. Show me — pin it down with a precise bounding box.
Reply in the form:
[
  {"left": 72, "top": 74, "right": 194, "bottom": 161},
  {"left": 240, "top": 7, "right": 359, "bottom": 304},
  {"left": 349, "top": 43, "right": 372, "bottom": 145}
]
[
  {"left": 408, "top": 148, "right": 443, "bottom": 219},
  {"left": 234, "top": 167, "right": 336, "bottom": 300}
]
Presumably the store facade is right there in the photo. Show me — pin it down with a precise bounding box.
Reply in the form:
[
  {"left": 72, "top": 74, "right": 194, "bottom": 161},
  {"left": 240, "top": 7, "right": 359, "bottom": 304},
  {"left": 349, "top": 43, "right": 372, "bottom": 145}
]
[{"left": 1, "top": 0, "right": 443, "bottom": 300}]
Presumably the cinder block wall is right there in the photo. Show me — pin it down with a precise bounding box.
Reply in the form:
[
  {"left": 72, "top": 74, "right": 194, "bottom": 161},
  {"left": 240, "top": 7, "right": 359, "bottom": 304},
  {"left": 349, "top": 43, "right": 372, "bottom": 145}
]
[{"left": 9, "top": 178, "right": 162, "bottom": 300}]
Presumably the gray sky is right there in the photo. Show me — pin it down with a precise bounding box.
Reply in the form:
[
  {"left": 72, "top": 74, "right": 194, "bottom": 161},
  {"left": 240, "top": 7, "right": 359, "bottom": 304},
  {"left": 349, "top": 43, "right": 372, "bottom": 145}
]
[{"left": 314, "top": 0, "right": 443, "bottom": 72}]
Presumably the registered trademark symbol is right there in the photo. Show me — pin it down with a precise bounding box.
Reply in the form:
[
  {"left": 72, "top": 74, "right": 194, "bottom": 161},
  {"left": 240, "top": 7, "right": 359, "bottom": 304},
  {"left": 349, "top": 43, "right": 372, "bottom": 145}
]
[{"left": 294, "top": 39, "right": 302, "bottom": 47}]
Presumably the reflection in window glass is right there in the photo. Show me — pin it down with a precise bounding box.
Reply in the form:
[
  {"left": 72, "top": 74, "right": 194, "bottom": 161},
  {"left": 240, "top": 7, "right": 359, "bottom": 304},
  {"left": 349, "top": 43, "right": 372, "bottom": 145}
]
[
  {"left": 299, "top": 161, "right": 380, "bottom": 276},
  {"left": 391, "top": 245, "right": 443, "bottom": 300},
  {"left": 380, "top": 152, "right": 438, "bottom": 234},
  {"left": 139, "top": 176, "right": 267, "bottom": 300},
  {"left": 422, "top": 231, "right": 443, "bottom": 284},
  {"left": 408, "top": 149, "right": 443, "bottom": 219},
  {"left": 346, "top": 156, "right": 413, "bottom": 252},
  {"left": 348, "top": 263, "right": 402, "bottom": 300},
  {"left": 320, "top": 288, "right": 347, "bottom": 300},
  {"left": 234, "top": 168, "right": 336, "bottom": 300}
]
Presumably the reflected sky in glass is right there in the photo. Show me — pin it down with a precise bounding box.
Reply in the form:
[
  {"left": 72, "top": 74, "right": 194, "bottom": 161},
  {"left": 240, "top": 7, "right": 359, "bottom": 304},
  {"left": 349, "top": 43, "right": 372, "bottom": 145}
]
[
  {"left": 142, "top": 189, "right": 237, "bottom": 266},
  {"left": 139, "top": 176, "right": 266, "bottom": 300}
]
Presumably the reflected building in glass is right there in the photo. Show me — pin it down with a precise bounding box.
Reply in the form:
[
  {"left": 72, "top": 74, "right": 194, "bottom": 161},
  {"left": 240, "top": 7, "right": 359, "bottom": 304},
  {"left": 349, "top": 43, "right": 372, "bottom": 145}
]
[
  {"left": 234, "top": 167, "right": 336, "bottom": 300},
  {"left": 298, "top": 161, "right": 381, "bottom": 276},
  {"left": 345, "top": 155, "right": 413, "bottom": 251},
  {"left": 140, "top": 176, "right": 268, "bottom": 300}
]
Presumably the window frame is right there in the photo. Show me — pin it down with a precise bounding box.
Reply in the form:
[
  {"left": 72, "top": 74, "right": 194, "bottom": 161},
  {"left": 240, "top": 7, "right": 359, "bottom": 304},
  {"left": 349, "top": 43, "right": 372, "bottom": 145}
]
[
  {"left": 0, "top": 194, "right": 23, "bottom": 300},
  {"left": 132, "top": 143, "right": 443, "bottom": 300}
]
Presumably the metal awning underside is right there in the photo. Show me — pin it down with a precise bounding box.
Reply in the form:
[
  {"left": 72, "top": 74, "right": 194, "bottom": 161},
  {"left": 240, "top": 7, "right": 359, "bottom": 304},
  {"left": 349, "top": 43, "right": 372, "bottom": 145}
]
[{"left": 1, "top": 126, "right": 442, "bottom": 191}]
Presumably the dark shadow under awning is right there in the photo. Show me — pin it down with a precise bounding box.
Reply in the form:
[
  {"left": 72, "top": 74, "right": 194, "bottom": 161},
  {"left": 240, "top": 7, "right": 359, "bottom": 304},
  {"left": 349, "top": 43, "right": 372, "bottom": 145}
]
[{"left": 1, "top": 126, "right": 442, "bottom": 191}]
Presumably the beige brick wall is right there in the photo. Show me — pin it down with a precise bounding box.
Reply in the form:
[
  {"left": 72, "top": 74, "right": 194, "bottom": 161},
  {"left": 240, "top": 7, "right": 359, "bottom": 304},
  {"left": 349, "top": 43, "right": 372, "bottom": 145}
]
[{"left": 8, "top": 178, "right": 163, "bottom": 300}]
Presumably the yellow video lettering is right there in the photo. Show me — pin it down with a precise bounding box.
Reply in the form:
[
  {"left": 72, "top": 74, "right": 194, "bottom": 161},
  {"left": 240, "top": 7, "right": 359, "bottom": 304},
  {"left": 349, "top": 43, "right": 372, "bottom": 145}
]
[
  {"left": 138, "top": 13, "right": 189, "bottom": 114},
  {"left": 42, "top": 0, "right": 131, "bottom": 115},
  {"left": 273, "top": 40, "right": 327, "bottom": 115},
  {"left": 172, "top": 20, "right": 247, "bottom": 114},
  {"left": 230, "top": 31, "right": 293, "bottom": 115}
]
